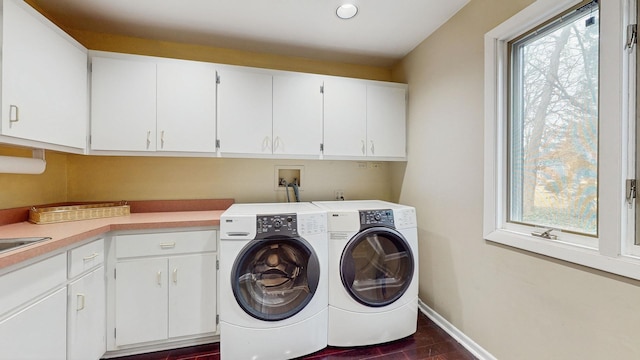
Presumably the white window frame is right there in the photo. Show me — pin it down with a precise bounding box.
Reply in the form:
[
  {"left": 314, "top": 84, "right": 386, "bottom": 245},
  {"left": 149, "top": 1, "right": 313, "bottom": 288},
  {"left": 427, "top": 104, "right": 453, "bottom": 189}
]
[{"left": 484, "top": 0, "right": 640, "bottom": 279}]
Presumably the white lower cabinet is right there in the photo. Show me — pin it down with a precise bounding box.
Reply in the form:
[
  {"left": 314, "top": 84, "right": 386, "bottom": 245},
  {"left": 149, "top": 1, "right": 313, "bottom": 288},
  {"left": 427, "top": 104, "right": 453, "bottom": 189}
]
[
  {"left": 0, "top": 287, "right": 67, "bottom": 360},
  {"left": 67, "top": 267, "right": 106, "bottom": 360},
  {"left": 67, "top": 238, "right": 106, "bottom": 360},
  {"left": 109, "top": 229, "right": 218, "bottom": 352},
  {"left": 115, "top": 258, "right": 168, "bottom": 346},
  {"left": 0, "top": 253, "right": 67, "bottom": 360},
  {"left": 169, "top": 254, "right": 217, "bottom": 338}
]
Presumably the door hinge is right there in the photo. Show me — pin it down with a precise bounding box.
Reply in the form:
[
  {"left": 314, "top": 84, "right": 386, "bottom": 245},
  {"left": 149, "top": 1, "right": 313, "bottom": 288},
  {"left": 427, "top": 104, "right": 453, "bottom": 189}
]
[
  {"left": 320, "top": 85, "right": 324, "bottom": 94},
  {"left": 216, "top": 139, "right": 220, "bottom": 150},
  {"left": 114, "top": 328, "right": 117, "bottom": 338},
  {"left": 320, "top": 143, "right": 324, "bottom": 152},
  {"left": 114, "top": 268, "right": 116, "bottom": 279},
  {"left": 626, "top": 179, "right": 637, "bottom": 206},
  {"left": 216, "top": 259, "right": 219, "bottom": 270},
  {"left": 625, "top": 24, "right": 637, "bottom": 51},
  {"left": 216, "top": 314, "right": 220, "bottom": 325},
  {"left": 216, "top": 73, "right": 221, "bottom": 85}
]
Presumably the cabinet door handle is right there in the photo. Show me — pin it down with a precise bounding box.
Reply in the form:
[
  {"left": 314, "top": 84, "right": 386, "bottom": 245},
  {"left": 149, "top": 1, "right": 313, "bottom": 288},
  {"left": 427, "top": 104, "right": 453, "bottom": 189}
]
[
  {"left": 9, "top": 105, "right": 19, "bottom": 128},
  {"left": 160, "top": 130, "right": 165, "bottom": 149},
  {"left": 157, "top": 271, "right": 162, "bottom": 285},
  {"left": 77, "top": 293, "right": 85, "bottom": 311},
  {"left": 361, "top": 140, "right": 365, "bottom": 155},
  {"left": 262, "top": 136, "right": 272, "bottom": 152},
  {"left": 173, "top": 268, "right": 178, "bottom": 284},
  {"left": 274, "top": 136, "right": 281, "bottom": 152},
  {"left": 370, "top": 140, "right": 375, "bottom": 155},
  {"left": 83, "top": 253, "right": 98, "bottom": 261},
  {"left": 146, "top": 131, "right": 151, "bottom": 149},
  {"left": 160, "top": 242, "right": 176, "bottom": 249}
]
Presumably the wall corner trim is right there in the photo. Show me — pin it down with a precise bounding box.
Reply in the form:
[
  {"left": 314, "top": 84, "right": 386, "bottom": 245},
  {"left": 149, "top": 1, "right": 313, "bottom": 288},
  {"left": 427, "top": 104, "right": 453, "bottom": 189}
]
[{"left": 418, "top": 299, "right": 497, "bottom": 360}]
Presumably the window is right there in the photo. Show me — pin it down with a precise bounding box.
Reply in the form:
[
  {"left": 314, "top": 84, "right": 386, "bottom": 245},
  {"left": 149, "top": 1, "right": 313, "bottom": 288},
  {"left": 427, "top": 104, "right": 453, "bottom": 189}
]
[
  {"left": 484, "top": 0, "right": 640, "bottom": 279},
  {"left": 508, "top": 1, "right": 599, "bottom": 237}
]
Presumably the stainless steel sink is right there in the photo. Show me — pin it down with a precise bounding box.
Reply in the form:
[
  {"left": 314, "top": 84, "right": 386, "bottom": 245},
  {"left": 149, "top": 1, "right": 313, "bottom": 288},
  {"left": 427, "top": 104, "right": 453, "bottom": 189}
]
[{"left": 0, "top": 237, "right": 51, "bottom": 253}]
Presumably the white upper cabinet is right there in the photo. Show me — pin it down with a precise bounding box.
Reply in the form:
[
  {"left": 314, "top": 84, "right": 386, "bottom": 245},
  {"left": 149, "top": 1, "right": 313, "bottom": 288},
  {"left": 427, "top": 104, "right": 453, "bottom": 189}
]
[
  {"left": 157, "top": 61, "right": 217, "bottom": 152},
  {"left": 323, "top": 78, "right": 367, "bottom": 157},
  {"left": 323, "top": 78, "right": 407, "bottom": 160},
  {"left": 217, "top": 68, "right": 273, "bottom": 155},
  {"left": 273, "top": 74, "right": 323, "bottom": 157},
  {"left": 90, "top": 53, "right": 217, "bottom": 153},
  {"left": 91, "top": 56, "right": 157, "bottom": 152},
  {"left": 1, "top": 0, "right": 87, "bottom": 151},
  {"left": 366, "top": 84, "right": 407, "bottom": 158}
]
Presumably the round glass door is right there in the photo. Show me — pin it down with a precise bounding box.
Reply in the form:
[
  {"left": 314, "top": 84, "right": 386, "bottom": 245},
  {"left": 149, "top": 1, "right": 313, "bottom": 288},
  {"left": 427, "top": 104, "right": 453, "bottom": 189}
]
[
  {"left": 232, "top": 237, "right": 320, "bottom": 321},
  {"left": 340, "top": 227, "right": 414, "bottom": 307}
]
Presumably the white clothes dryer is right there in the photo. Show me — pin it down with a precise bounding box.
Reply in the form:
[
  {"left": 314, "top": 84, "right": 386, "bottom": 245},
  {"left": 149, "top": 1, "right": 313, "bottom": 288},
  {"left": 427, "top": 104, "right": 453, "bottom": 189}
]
[
  {"left": 313, "top": 200, "right": 418, "bottom": 347},
  {"left": 219, "top": 203, "right": 327, "bottom": 360}
]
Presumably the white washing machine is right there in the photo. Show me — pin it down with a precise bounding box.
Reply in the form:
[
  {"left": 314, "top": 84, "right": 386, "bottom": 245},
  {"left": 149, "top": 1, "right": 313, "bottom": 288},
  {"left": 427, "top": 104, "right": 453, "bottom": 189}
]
[
  {"left": 219, "top": 203, "right": 327, "bottom": 360},
  {"left": 313, "top": 200, "right": 418, "bottom": 347}
]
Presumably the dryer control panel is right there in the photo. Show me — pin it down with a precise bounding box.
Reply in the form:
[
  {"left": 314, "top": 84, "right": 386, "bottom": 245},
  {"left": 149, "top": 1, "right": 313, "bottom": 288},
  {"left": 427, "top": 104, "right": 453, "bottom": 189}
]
[
  {"left": 359, "top": 209, "right": 394, "bottom": 229},
  {"left": 256, "top": 213, "right": 297, "bottom": 238}
]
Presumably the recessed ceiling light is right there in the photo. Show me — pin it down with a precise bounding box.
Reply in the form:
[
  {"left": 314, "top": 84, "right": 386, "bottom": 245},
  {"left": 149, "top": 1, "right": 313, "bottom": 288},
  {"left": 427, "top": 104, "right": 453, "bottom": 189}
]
[{"left": 336, "top": 4, "right": 358, "bottom": 20}]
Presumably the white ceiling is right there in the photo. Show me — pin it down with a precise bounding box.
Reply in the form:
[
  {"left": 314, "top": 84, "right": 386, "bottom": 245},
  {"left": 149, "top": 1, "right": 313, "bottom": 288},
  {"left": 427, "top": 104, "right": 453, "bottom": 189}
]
[{"left": 30, "top": 0, "right": 470, "bottom": 67}]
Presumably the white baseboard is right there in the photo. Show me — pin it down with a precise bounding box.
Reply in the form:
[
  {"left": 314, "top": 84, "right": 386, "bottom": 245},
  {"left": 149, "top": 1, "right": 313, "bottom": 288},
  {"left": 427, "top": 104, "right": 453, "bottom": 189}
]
[{"left": 418, "top": 299, "right": 497, "bottom": 360}]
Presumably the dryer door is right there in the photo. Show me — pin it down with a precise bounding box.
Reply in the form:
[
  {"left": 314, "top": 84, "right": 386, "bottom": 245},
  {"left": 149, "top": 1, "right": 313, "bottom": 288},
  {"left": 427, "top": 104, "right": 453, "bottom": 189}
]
[
  {"left": 231, "top": 236, "right": 320, "bottom": 321},
  {"left": 340, "top": 227, "right": 414, "bottom": 307}
]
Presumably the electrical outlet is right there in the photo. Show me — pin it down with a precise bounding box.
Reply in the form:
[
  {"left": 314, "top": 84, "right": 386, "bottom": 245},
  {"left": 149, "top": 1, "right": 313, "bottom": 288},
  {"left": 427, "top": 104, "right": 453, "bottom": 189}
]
[{"left": 334, "top": 190, "right": 345, "bottom": 200}]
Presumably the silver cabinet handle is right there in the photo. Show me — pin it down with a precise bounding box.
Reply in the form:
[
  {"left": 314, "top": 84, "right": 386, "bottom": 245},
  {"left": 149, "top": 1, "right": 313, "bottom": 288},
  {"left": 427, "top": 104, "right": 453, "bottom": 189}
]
[
  {"left": 157, "top": 270, "right": 162, "bottom": 285},
  {"left": 172, "top": 268, "right": 178, "bottom": 284},
  {"left": 83, "top": 253, "right": 98, "bottom": 261},
  {"left": 77, "top": 293, "right": 85, "bottom": 311},
  {"left": 160, "top": 130, "right": 165, "bottom": 149},
  {"left": 9, "top": 105, "right": 19, "bottom": 128},
  {"left": 361, "top": 140, "right": 365, "bottom": 155},
  {"left": 146, "top": 131, "right": 151, "bottom": 149},
  {"left": 370, "top": 140, "right": 375, "bottom": 155},
  {"left": 160, "top": 242, "right": 176, "bottom": 249}
]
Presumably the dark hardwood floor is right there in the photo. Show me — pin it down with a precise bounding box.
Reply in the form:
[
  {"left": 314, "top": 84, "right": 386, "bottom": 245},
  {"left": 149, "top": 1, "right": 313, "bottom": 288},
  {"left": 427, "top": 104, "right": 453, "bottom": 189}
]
[{"left": 107, "top": 312, "right": 477, "bottom": 360}]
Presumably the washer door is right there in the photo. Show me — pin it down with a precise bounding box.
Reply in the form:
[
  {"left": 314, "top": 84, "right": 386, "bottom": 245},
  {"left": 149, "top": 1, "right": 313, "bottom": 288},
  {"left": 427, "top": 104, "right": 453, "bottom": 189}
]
[
  {"left": 340, "top": 227, "right": 414, "bottom": 307},
  {"left": 232, "top": 236, "right": 320, "bottom": 321}
]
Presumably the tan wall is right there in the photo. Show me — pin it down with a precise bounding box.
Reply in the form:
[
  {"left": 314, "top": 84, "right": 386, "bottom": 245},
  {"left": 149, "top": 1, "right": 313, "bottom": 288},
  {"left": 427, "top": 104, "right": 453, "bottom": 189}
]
[
  {"left": 394, "top": 0, "right": 640, "bottom": 358},
  {"left": 0, "top": 146, "right": 68, "bottom": 208},
  {"left": 66, "top": 156, "right": 395, "bottom": 204}
]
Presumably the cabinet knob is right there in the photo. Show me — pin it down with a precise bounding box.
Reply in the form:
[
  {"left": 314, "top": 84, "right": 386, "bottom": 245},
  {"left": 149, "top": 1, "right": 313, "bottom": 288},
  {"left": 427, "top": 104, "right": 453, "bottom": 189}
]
[
  {"left": 146, "top": 131, "right": 152, "bottom": 149},
  {"left": 370, "top": 140, "right": 375, "bottom": 155},
  {"left": 361, "top": 140, "right": 365, "bottom": 155}
]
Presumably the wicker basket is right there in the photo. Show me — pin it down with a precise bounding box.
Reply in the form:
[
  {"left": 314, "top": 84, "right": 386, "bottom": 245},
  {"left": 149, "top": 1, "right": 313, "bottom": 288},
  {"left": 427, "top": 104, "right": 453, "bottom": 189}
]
[{"left": 29, "top": 202, "right": 130, "bottom": 224}]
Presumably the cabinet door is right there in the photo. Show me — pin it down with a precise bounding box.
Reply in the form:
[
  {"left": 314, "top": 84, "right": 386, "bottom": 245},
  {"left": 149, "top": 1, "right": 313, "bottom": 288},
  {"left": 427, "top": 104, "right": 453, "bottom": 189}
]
[
  {"left": 273, "top": 74, "right": 323, "bottom": 156},
  {"left": 0, "top": 288, "right": 67, "bottom": 360},
  {"left": 366, "top": 85, "right": 407, "bottom": 158},
  {"left": 217, "top": 69, "right": 272, "bottom": 155},
  {"left": 68, "top": 266, "right": 106, "bottom": 360},
  {"left": 91, "top": 57, "right": 157, "bottom": 151},
  {"left": 323, "top": 78, "right": 367, "bottom": 157},
  {"left": 168, "top": 254, "right": 217, "bottom": 338},
  {"left": 1, "top": 0, "right": 87, "bottom": 149},
  {"left": 115, "top": 259, "right": 167, "bottom": 346},
  {"left": 157, "top": 61, "right": 217, "bottom": 152}
]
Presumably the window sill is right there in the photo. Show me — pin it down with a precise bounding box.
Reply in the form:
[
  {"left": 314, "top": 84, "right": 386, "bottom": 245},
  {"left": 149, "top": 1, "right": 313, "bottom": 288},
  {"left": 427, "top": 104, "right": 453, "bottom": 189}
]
[{"left": 485, "top": 229, "right": 640, "bottom": 280}]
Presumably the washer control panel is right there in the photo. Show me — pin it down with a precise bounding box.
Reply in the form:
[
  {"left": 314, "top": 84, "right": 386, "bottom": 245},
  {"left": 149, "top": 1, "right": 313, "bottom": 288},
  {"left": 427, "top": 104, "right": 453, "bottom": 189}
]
[
  {"left": 256, "top": 213, "right": 297, "bottom": 238},
  {"left": 359, "top": 209, "right": 394, "bottom": 229}
]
